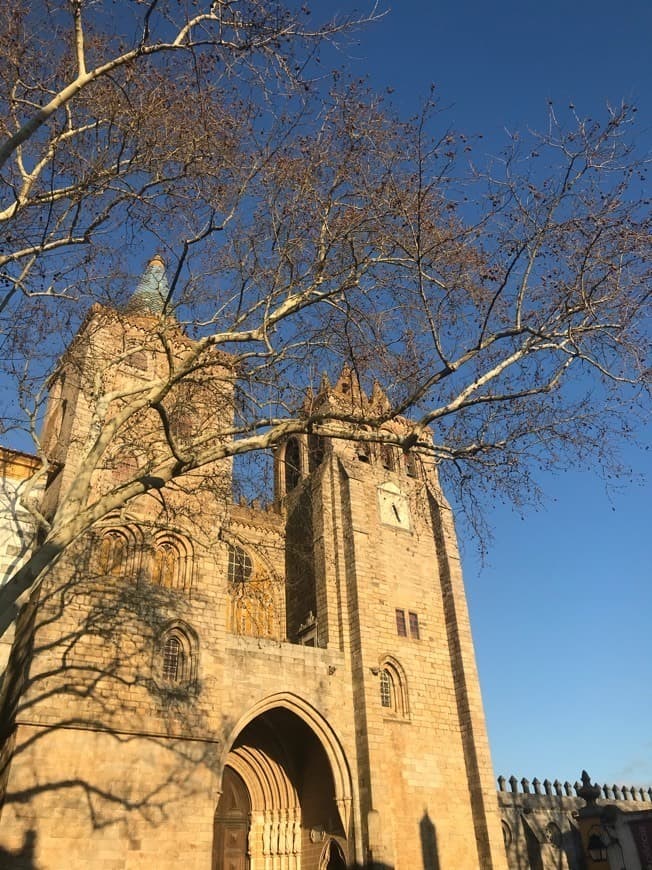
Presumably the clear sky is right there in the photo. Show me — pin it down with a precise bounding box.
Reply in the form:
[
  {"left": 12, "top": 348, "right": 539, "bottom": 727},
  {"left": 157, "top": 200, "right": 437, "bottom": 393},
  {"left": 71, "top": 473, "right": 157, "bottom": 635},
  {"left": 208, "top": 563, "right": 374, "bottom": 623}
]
[{"left": 342, "top": 0, "right": 652, "bottom": 788}]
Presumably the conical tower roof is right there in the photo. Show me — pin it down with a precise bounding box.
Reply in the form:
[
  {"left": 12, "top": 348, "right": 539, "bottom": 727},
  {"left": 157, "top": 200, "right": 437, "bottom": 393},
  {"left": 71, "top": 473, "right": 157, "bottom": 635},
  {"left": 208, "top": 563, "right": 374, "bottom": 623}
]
[{"left": 125, "top": 255, "right": 169, "bottom": 315}]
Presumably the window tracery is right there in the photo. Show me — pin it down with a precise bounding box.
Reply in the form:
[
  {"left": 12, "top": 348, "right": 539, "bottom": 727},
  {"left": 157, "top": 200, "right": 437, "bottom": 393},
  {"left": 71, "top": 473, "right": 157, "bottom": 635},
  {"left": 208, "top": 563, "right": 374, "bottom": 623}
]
[
  {"left": 228, "top": 544, "right": 252, "bottom": 585},
  {"left": 227, "top": 544, "right": 278, "bottom": 639}
]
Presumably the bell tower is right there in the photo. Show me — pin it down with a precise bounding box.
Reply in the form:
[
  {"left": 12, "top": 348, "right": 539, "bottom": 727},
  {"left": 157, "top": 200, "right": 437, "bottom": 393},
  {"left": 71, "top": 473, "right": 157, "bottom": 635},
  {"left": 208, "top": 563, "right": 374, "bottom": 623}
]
[
  {"left": 39, "top": 256, "right": 235, "bottom": 521},
  {"left": 275, "top": 368, "right": 508, "bottom": 869}
]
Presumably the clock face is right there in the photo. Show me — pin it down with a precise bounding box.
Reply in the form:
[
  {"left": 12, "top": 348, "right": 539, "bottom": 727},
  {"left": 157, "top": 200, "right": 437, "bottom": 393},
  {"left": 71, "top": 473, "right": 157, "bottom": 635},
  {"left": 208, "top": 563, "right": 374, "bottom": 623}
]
[{"left": 377, "top": 482, "right": 411, "bottom": 530}]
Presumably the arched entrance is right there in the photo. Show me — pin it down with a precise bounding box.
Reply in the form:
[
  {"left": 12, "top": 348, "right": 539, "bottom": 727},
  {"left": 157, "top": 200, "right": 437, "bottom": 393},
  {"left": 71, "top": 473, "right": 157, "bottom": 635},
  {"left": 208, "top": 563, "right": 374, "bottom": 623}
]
[{"left": 214, "top": 697, "right": 352, "bottom": 869}]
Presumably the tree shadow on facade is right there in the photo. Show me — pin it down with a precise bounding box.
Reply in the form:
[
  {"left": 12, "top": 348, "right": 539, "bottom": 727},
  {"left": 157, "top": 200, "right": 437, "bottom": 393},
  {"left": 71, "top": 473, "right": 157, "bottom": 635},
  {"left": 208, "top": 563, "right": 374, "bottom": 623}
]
[
  {"left": 420, "top": 810, "right": 440, "bottom": 870},
  {"left": 0, "top": 829, "right": 38, "bottom": 869},
  {"left": 0, "top": 543, "right": 227, "bottom": 850}
]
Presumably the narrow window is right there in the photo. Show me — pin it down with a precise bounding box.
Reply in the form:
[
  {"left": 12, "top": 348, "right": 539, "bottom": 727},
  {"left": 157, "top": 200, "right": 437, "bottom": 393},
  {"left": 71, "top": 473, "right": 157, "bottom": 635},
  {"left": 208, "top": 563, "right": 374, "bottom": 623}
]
[
  {"left": 378, "top": 658, "right": 410, "bottom": 719},
  {"left": 395, "top": 609, "right": 407, "bottom": 637},
  {"left": 409, "top": 611, "right": 420, "bottom": 639},
  {"left": 380, "top": 669, "right": 393, "bottom": 708},
  {"left": 284, "top": 438, "right": 301, "bottom": 491},
  {"left": 162, "top": 636, "right": 183, "bottom": 682}
]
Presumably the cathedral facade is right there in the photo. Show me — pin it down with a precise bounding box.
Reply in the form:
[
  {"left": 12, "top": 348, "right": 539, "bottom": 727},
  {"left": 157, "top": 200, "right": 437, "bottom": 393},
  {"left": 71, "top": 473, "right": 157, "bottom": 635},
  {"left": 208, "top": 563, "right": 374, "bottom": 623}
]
[{"left": 0, "top": 261, "right": 507, "bottom": 869}]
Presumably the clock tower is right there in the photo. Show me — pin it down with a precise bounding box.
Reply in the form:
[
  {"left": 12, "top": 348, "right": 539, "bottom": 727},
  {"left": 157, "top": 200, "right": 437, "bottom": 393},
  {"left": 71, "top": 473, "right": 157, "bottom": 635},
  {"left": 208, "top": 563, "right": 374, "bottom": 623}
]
[{"left": 274, "top": 368, "right": 506, "bottom": 869}]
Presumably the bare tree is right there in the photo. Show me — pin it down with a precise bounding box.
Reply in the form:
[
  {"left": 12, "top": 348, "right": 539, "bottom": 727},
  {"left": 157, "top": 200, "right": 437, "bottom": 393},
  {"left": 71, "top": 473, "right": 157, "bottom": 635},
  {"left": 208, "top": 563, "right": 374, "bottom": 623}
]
[
  {"left": 0, "top": 0, "right": 381, "bottom": 311},
  {"left": 0, "top": 2, "right": 650, "bottom": 633}
]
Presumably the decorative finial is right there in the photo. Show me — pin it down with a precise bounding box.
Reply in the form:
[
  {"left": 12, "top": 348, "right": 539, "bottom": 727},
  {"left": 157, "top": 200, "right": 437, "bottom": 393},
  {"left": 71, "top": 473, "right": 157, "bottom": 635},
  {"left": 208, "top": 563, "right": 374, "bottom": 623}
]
[
  {"left": 577, "top": 770, "right": 601, "bottom": 806},
  {"left": 126, "top": 254, "right": 170, "bottom": 315}
]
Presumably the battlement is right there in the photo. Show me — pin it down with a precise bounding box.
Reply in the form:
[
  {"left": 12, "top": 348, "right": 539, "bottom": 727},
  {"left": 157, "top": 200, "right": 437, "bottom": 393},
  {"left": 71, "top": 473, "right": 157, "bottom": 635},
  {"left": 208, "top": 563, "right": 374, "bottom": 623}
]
[{"left": 498, "top": 773, "right": 652, "bottom": 804}]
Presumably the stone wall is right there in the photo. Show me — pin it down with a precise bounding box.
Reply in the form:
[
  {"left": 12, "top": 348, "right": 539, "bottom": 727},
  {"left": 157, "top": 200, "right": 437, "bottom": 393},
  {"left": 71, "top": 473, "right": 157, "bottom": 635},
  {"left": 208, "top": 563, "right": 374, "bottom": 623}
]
[{"left": 497, "top": 773, "right": 652, "bottom": 870}]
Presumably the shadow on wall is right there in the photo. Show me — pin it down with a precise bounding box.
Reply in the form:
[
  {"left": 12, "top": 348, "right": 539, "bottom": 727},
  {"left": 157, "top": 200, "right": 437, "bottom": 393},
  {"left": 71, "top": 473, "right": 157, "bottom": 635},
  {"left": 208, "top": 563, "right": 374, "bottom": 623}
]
[
  {"left": 0, "top": 549, "right": 227, "bottom": 846},
  {"left": 349, "top": 810, "right": 440, "bottom": 869},
  {"left": 420, "top": 810, "right": 440, "bottom": 870},
  {"left": 0, "top": 829, "right": 38, "bottom": 869}
]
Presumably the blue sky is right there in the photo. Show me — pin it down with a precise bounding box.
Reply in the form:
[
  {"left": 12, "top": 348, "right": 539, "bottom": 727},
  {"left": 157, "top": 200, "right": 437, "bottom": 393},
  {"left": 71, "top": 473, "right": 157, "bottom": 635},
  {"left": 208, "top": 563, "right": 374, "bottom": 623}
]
[{"left": 344, "top": 1, "right": 652, "bottom": 787}]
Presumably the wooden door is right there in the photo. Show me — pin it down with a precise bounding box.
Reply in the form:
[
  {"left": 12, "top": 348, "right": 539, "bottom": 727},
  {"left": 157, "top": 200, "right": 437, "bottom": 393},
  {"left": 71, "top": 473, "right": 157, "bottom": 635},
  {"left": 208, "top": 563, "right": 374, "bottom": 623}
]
[{"left": 213, "top": 767, "right": 250, "bottom": 870}]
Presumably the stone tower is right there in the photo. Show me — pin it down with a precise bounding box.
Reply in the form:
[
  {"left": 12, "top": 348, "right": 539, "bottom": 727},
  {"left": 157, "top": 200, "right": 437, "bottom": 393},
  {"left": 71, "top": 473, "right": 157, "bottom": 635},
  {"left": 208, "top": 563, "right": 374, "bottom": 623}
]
[{"left": 0, "top": 261, "right": 506, "bottom": 869}]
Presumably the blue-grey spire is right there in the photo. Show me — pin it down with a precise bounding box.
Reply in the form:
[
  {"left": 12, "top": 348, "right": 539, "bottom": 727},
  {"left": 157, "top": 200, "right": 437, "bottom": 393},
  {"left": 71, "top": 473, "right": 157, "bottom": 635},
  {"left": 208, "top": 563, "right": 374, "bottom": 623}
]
[{"left": 126, "top": 255, "right": 169, "bottom": 314}]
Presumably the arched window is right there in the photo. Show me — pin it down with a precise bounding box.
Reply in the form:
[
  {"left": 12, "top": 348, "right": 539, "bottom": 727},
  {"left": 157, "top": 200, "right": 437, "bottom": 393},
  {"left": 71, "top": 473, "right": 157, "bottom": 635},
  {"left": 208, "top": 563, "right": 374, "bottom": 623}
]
[
  {"left": 126, "top": 340, "right": 148, "bottom": 372},
  {"left": 98, "top": 531, "right": 129, "bottom": 576},
  {"left": 158, "top": 623, "right": 197, "bottom": 686},
  {"left": 151, "top": 533, "right": 192, "bottom": 591},
  {"left": 320, "top": 838, "right": 347, "bottom": 870},
  {"left": 378, "top": 657, "right": 409, "bottom": 718},
  {"left": 170, "top": 403, "right": 195, "bottom": 440},
  {"left": 284, "top": 438, "right": 301, "bottom": 491},
  {"left": 153, "top": 541, "right": 181, "bottom": 588}
]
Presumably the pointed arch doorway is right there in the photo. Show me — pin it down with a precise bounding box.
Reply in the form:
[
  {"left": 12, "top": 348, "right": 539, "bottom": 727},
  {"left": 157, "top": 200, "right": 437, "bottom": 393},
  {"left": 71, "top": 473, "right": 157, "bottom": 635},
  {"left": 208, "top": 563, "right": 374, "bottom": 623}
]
[{"left": 213, "top": 698, "right": 352, "bottom": 869}]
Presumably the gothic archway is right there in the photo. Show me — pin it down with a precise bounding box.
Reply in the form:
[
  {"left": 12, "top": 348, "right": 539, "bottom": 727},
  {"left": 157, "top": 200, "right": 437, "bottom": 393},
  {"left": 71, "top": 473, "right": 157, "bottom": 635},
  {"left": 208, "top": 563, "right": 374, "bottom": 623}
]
[{"left": 215, "top": 698, "right": 352, "bottom": 869}]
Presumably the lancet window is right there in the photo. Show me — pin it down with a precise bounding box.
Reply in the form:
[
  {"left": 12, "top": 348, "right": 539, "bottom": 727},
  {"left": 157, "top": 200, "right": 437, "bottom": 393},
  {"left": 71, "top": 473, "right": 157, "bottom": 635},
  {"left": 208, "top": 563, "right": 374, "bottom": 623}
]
[
  {"left": 153, "top": 541, "right": 181, "bottom": 589},
  {"left": 404, "top": 451, "right": 419, "bottom": 478},
  {"left": 356, "top": 439, "right": 373, "bottom": 463},
  {"left": 380, "top": 669, "right": 394, "bottom": 708},
  {"left": 98, "top": 531, "right": 129, "bottom": 576},
  {"left": 151, "top": 534, "right": 191, "bottom": 591}
]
